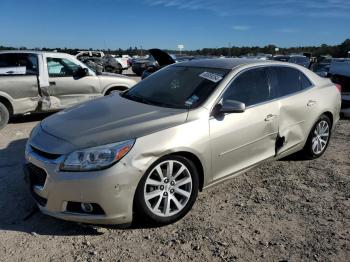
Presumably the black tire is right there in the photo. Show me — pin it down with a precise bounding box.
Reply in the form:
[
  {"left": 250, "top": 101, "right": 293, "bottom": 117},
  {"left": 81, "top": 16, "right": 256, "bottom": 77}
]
[
  {"left": 300, "top": 114, "right": 332, "bottom": 159},
  {"left": 134, "top": 155, "right": 199, "bottom": 225},
  {"left": 104, "top": 66, "right": 116, "bottom": 73},
  {"left": 116, "top": 64, "right": 123, "bottom": 74},
  {"left": 0, "top": 102, "right": 10, "bottom": 130}
]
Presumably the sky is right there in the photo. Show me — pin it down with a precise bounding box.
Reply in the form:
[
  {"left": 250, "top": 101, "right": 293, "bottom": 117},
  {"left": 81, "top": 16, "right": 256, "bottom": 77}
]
[{"left": 0, "top": 0, "right": 349, "bottom": 50}]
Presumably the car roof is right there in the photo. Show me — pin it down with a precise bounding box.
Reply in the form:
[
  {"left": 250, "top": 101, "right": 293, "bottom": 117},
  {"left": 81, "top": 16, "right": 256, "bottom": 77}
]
[
  {"left": 174, "top": 58, "right": 269, "bottom": 70},
  {"left": 0, "top": 50, "right": 66, "bottom": 55}
]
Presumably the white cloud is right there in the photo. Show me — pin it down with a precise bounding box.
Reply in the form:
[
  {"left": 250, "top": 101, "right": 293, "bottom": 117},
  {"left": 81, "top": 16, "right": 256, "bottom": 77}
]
[{"left": 144, "top": 0, "right": 350, "bottom": 18}]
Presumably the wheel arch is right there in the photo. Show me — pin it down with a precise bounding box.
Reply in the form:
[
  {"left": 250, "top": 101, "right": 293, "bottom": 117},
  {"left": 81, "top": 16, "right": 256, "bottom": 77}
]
[
  {"left": 322, "top": 111, "right": 333, "bottom": 128},
  {"left": 167, "top": 151, "right": 205, "bottom": 192},
  {"left": 0, "top": 95, "right": 14, "bottom": 115},
  {"left": 104, "top": 86, "right": 129, "bottom": 96}
]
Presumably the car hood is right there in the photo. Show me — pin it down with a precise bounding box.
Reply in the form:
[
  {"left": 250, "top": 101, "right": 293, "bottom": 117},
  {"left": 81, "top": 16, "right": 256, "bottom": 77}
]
[
  {"left": 38, "top": 94, "right": 188, "bottom": 154},
  {"left": 149, "top": 48, "right": 175, "bottom": 66}
]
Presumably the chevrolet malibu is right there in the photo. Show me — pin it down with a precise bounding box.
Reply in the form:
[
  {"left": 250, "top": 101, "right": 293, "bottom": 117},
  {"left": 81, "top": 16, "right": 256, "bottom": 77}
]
[{"left": 24, "top": 59, "right": 341, "bottom": 225}]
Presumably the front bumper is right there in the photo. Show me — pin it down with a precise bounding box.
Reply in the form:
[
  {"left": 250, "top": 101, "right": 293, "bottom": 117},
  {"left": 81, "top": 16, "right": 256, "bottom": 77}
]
[{"left": 23, "top": 145, "right": 141, "bottom": 225}]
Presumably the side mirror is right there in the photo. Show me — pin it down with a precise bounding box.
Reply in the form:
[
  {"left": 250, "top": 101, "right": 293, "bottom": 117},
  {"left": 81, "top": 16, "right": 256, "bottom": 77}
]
[
  {"left": 73, "top": 67, "right": 89, "bottom": 78},
  {"left": 212, "top": 100, "right": 246, "bottom": 116}
]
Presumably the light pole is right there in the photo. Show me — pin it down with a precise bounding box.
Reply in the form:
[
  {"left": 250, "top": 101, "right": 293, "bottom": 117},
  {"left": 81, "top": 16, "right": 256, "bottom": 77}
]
[
  {"left": 140, "top": 45, "right": 143, "bottom": 57},
  {"left": 178, "top": 44, "right": 184, "bottom": 55}
]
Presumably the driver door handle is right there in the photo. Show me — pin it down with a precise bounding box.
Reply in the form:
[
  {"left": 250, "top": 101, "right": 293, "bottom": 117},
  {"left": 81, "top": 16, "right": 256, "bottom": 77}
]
[
  {"left": 265, "top": 114, "right": 277, "bottom": 121},
  {"left": 49, "top": 81, "right": 56, "bottom": 86}
]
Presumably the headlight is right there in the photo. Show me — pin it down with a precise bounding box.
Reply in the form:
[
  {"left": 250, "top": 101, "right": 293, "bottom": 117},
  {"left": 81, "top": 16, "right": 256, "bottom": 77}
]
[{"left": 60, "top": 139, "right": 135, "bottom": 172}]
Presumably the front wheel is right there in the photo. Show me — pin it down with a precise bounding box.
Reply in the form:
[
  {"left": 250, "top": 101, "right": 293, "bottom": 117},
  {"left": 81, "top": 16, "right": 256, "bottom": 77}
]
[
  {"left": 301, "top": 115, "right": 331, "bottom": 159},
  {"left": 134, "top": 155, "right": 199, "bottom": 225}
]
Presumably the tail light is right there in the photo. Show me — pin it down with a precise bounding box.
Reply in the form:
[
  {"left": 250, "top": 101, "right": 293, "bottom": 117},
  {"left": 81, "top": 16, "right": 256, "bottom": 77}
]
[{"left": 335, "top": 84, "right": 342, "bottom": 93}]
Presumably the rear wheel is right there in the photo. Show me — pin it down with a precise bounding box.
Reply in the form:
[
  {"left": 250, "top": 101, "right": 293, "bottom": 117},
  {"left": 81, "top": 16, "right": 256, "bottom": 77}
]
[
  {"left": 301, "top": 115, "right": 331, "bottom": 159},
  {"left": 0, "top": 102, "right": 10, "bottom": 130},
  {"left": 116, "top": 64, "right": 123, "bottom": 74},
  {"left": 134, "top": 155, "right": 199, "bottom": 225},
  {"left": 104, "top": 66, "right": 115, "bottom": 73}
]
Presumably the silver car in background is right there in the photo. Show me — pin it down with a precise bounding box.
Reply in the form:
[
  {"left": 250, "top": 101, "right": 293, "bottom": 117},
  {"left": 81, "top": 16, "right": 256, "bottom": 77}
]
[
  {"left": 0, "top": 51, "right": 137, "bottom": 129},
  {"left": 24, "top": 59, "right": 341, "bottom": 225}
]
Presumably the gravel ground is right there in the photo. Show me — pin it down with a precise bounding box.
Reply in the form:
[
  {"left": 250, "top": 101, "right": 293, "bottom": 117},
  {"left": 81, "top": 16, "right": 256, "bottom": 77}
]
[{"left": 0, "top": 78, "right": 349, "bottom": 261}]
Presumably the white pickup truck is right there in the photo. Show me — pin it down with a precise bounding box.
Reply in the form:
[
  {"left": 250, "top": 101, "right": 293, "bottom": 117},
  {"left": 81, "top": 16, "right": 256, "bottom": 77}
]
[{"left": 0, "top": 51, "right": 137, "bottom": 129}]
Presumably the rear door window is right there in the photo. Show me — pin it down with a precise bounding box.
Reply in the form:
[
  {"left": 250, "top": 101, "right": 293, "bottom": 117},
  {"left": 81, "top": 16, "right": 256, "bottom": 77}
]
[
  {"left": 223, "top": 67, "right": 271, "bottom": 107},
  {"left": 268, "top": 67, "right": 312, "bottom": 98},
  {"left": 0, "top": 53, "right": 38, "bottom": 75}
]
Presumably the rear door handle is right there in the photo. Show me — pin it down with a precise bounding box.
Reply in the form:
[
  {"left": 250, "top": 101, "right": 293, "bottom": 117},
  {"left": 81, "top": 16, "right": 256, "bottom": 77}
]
[
  {"left": 265, "top": 114, "right": 277, "bottom": 121},
  {"left": 49, "top": 81, "right": 56, "bottom": 86},
  {"left": 307, "top": 100, "right": 317, "bottom": 107},
  {"left": 6, "top": 71, "right": 14, "bottom": 74}
]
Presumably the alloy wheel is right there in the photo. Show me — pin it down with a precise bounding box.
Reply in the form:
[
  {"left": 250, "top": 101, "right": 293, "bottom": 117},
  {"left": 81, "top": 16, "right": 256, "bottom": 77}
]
[
  {"left": 311, "top": 120, "right": 330, "bottom": 155},
  {"left": 144, "top": 160, "right": 193, "bottom": 217}
]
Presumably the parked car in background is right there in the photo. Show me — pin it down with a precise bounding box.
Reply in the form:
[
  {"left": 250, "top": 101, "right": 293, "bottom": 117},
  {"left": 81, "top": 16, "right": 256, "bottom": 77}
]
[
  {"left": 271, "top": 55, "right": 310, "bottom": 68},
  {"left": 310, "top": 57, "right": 332, "bottom": 77},
  {"left": 78, "top": 56, "right": 104, "bottom": 74},
  {"left": 102, "top": 55, "right": 123, "bottom": 74},
  {"left": 75, "top": 51, "right": 104, "bottom": 58},
  {"left": 311, "top": 58, "right": 350, "bottom": 117},
  {"left": 24, "top": 58, "right": 340, "bottom": 226},
  {"left": 76, "top": 51, "right": 128, "bottom": 74},
  {"left": 271, "top": 55, "right": 290, "bottom": 62},
  {"left": 132, "top": 55, "right": 158, "bottom": 76},
  {"left": 112, "top": 55, "right": 130, "bottom": 71},
  {"left": 0, "top": 51, "right": 137, "bottom": 129},
  {"left": 141, "top": 49, "right": 176, "bottom": 79},
  {"left": 288, "top": 55, "right": 311, "bottom": 68}
]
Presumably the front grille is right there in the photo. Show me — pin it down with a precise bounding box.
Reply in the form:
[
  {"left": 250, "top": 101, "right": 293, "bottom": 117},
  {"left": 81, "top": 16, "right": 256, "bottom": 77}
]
[
  {"left": 31, "top": 146, "right": 61, "bottom": 160},
  {"left": 27, "top": 163, "right": 47, "bottom": 187}
]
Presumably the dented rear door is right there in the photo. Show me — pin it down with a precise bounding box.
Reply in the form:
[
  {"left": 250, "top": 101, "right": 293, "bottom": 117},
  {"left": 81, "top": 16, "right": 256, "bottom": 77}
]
[{"left": 267, "top": 66, "right": 317, "bottom": 154}]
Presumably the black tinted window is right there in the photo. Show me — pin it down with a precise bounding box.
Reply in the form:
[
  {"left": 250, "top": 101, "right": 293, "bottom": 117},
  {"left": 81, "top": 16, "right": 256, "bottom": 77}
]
[
  {"left": 268, "top": 67, "right": 312, "bottom": 97},
  {"left": 0, "top": 53, "right": 38, "bottom": 75},
  {"left": 124, "top": 66, "right": 229, "bottom": 109},
  {"left": 223, "top": 68, "right": 271, "bottom": 107}
]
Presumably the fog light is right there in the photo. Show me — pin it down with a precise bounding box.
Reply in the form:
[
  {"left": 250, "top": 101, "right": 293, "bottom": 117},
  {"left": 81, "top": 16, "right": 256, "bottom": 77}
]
[{"left": 81, "top": 203, "right": 93, "bottom": 213}]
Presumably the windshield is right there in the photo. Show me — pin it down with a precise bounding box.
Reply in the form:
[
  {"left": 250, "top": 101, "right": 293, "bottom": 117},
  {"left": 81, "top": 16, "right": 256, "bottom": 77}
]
[{"left": 122, "top": 66, "right": 229, "bottom": 109}]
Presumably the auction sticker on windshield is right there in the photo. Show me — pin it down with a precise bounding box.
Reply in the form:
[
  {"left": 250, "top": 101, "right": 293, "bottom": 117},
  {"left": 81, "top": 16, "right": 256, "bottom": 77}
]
[{"left": 199, "top": 72, "right": 223, "bottom": 83}]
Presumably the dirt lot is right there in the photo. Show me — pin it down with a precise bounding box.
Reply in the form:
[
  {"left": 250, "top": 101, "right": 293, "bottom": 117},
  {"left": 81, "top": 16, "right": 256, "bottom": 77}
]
[{"left": 0, "top": 77, "right": 349, "bottom": 261}]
